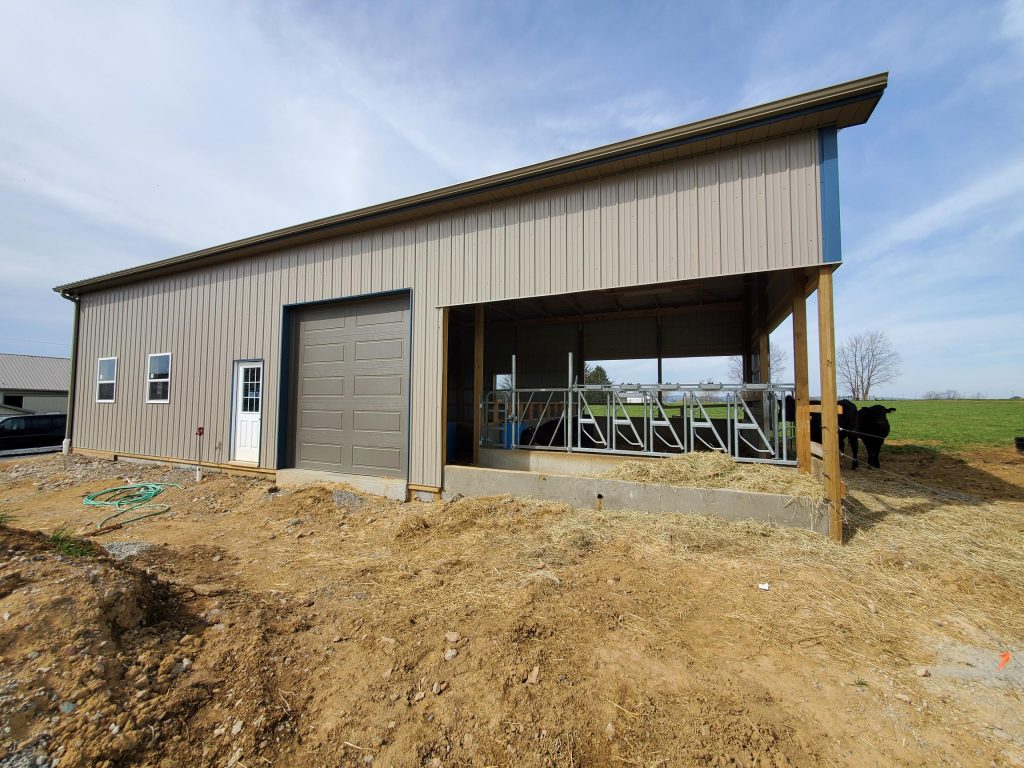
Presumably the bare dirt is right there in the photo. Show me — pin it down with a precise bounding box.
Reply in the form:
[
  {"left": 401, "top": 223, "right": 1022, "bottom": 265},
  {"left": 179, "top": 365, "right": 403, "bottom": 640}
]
[{"left": 1, "top": 449, "right": 1022, "bottom": 768}]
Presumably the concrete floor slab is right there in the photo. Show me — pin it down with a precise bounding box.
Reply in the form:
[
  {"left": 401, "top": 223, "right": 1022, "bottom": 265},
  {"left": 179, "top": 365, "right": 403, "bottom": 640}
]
[{"left": 276, "top": 468, "right": 407, "bottom": 501}]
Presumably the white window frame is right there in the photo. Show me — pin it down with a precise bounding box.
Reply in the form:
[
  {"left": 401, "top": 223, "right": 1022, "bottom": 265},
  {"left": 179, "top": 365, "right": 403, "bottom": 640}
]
[
  {"left": 146, "top": 352, "right": 172, "bottom": 404},
  {"left": 96, "top": 357, "right": 117, "bottom": 403}
]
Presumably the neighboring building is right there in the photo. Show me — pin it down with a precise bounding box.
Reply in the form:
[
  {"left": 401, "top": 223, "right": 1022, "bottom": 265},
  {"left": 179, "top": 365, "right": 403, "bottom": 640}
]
[
  {"left": 0, "top": 354, "right": 71, "bottom": 415},
  {"left": 54, "top": 74, "right": 887, "bottom": 524}
]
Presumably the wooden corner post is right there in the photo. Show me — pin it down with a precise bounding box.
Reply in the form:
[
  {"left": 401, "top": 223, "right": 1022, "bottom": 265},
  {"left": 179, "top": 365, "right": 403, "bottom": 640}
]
[
  {"left": 472, "top": 305, "right": 485, "bottom": 465},
  {"left": 816, "top": 266, "right": 843, "bottom": 541},
  {"left": 791, "top": 272, "right": 811, "bottom": 473}
]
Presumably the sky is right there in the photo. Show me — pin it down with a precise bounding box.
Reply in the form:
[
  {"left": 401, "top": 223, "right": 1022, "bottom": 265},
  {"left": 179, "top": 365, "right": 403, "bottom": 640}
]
[{"left": 1, "top": 0, "right": 1022, "bottom": 398}]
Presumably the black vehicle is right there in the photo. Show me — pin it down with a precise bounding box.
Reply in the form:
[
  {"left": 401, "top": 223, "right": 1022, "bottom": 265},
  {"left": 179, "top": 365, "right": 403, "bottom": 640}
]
[{"left": 0, "top": 413, "right": 67, "bottom": 454}]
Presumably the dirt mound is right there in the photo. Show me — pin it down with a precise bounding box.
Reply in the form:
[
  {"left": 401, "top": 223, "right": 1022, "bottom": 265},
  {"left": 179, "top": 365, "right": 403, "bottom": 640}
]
[
  {"left": 2, "top": 452, "right": 1024, "bottom": 766},
  {"left": 0, "top": 527, "right": 301, "bottom": 768}
]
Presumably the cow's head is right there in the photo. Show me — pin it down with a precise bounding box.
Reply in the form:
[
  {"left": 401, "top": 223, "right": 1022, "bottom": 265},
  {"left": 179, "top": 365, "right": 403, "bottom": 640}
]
[{"left": 885, "top": 407, "right": 896, "bottom": 414}]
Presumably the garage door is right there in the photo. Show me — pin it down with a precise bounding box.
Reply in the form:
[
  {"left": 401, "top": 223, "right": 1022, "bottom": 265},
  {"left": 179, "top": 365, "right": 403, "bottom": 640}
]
[{"left": 291, "top": 295, "right": 409, "bottom": 477}]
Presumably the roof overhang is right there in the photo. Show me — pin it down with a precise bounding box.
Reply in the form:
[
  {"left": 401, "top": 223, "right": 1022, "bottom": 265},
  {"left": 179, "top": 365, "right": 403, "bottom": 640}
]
[{"left": 55, "top": 72, "right": 887, "bottom": 296}]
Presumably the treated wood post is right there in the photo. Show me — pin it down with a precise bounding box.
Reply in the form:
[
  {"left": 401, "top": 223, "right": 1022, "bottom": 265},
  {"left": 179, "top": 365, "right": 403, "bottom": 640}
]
[
  {"left": 757, "top": 276, "right": 770, "bottom": 383},
  {"left": 816, "top": 266, "right": 843, "bottom": 542},
  {"left": 791, "top": 272, "right": 811, "bottom": 473},
  {"left": 472, "top": 305, "right": 484, "bottom": 465}
]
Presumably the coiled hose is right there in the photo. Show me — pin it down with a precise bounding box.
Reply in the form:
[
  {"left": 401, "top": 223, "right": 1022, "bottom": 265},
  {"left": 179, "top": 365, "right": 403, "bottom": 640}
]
[{"left": 83, "top": 482, "right": 182, "bottom": 529}]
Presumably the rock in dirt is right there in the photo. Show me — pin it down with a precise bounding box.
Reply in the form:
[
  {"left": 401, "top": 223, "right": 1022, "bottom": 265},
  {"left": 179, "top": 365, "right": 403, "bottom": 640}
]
[
  {"left": 231, "top": 719, "right": 243, "bottom": 736},
  {"left": 101, "top": 541, "right": 153, "bottom": 560},
  {"left": 527, "top": 665, "right": 540, "bottom": 685},
  {"left": 916, "top": 667, "right": 931, "bottom": 677},
  {"left": 444, "top": 631, "right": 461, "bottom": 644},
  {"left": 332, "top": 489, "right": 364, "bottom": 510},
  {"left": 444, "top": 648, "right": 458, "bottom": 661}
]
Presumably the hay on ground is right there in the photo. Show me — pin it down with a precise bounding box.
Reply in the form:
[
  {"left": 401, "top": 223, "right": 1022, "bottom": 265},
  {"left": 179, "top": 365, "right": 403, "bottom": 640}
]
[{"left": 601, "top": 451, "right": 825, "bottom": 502}]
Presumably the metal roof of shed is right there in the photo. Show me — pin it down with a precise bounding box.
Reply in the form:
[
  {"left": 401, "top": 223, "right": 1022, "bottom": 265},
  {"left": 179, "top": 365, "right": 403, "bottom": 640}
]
[
  {"left": 0, "top": 353, "right": 71, "bottom": 392},
  {"left": 55, "top": 72, "right": 887, "bottom": 296}
]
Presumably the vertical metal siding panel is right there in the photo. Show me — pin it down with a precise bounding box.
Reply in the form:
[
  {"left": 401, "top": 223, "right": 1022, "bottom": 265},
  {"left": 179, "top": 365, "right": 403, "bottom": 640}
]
[
  {"left": 76, "top": 300, "right": 92, "bottom": 448},
  {"left": 599, "top": 180, "right": 618, "bottom": 288},
  {"left": 565, "top": 188, "right": 583, "bottom": 293},
  {"left": 636, "top": 169, "right": 657, "bottom": 285},
  {"left": 765, "top": 137, "right": 792, "bottom": 268},
  {"left": 476, "top": 210, "right": 492, "bottom": 301},
  {"left": 490, "top": 206, "right": 505, "bottom": 300},
  {"left": 582, "top": 183, "right": 601, "bottom": 291},
  {"left": 550, "top": 193, "right": 567, "bottom": 294},
  {"left": 696, "top": 154, "right": 720, "bottom": 278},
  {"left": 534, "top": 195, "right": 550, "bottom": 297},
  {"left": 504, "top": 203, "right": 519, "bottom": 297},
  {"left": 676, "top": 159, "right": 699, "bottom": 280},
  {"left": 788, "top": 138, "right": 806, "bottom": 267},
  {"left": 656, "top": 164, "right": 678, "bottom": 282},
  {"left": 617, "top": 174, "right": 637, "bottom": 286},
  {"left": 741, "top": 144, "right": 769, "bottom": 272},
  {"left": 438, "top": 218, "right": 453, "bottom": 305},
  {"left": 450, "top": 216, "right": 465, "bottom": 304},
  {"left": 813, "top": 132, "right": 824, "bottom": 264},
  {"left": 519, "top": 199, "right": 535, "bottom": 297},
  {"left": 718, "top": 149, "right": 742, "bottom": 276},
  {"left": 796, "top": 132, "right": 820, "bottom": 267}
]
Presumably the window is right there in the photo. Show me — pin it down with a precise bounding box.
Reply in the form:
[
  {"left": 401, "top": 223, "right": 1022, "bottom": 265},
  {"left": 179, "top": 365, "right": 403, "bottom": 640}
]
[
  {"left": 97, "top": 357, "right": 117, "bottom": 402},
  {"left": 2, "top": 394, "right": 23, "bottom": 408},
  {"left": 147, "top": 353, "right": 171, "bottom": 403},
  {"left": 241, "top": 365, "right": 261, "bottom": 413},
  {"left": 0, "top": 417, "right": 24, "bottom": 432}
]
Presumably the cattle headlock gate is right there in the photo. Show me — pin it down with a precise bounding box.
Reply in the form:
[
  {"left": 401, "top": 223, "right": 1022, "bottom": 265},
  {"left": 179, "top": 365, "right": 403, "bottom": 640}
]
[{"left": 480, "top": 354, "right": 797, "bottom": 465}]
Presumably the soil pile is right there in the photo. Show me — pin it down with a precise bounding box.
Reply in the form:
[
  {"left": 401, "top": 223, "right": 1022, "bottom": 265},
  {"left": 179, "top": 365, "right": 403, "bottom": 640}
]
[{"left": 2, "top": 451, "right": 1023, "bottom": 767}]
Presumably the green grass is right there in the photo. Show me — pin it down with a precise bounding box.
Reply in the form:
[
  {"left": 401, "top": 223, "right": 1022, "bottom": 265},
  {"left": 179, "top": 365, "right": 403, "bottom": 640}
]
[
  {"left": 0, "top": 509, "right": 14, "bottom": 527},
  {"left": 578, "top": 399, "right": 1023, "bottom": 451},
  {"left": 856, "top": 399, "right": 1024, "bottom": 451},
  {"left": 48, "top": 526, "right": 96, "bottom": 558}
]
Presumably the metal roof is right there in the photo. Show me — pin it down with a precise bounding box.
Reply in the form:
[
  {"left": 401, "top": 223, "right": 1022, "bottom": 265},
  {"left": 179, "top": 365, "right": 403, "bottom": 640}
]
[
  {"left": 0, "top": 354, "right": 71, "bottom": 392},
  {"left": 55, "top": 72, "right": 887, "bottom": 296}
]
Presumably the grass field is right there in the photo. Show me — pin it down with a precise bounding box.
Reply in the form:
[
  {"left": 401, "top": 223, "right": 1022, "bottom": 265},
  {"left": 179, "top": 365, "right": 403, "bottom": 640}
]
[{"left": 856, "top": 399, "right": 1024, "bottom": 451}]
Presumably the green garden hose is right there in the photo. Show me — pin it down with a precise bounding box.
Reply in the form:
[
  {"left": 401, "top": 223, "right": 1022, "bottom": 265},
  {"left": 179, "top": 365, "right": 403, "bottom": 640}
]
[{"left": 83, "top": 482, "right": 182, "bottom": 529}]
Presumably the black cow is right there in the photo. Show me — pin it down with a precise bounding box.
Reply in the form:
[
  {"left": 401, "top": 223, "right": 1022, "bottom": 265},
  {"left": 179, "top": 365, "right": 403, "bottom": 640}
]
[
  {"left": 856, "top": 405, "right": 896, "bottom": 469},
  {"left": 785, "top": 396, "right": 860, "bottom": 469}
]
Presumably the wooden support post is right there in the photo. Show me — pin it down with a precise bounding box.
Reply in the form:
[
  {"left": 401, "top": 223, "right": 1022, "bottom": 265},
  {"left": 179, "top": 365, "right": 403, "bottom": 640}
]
[
  {"left": 791, "top": 272, "right": 811, "bottom": 473},
  {"left": 816, "top": 267, "right": 843, "bottom": 542},
  {"left": 757, "top": 275, "right": 770, "bottom": 383},
  {"left": 472, "top": 305, "right": 484, "bottom": 465},
  {"left": 741, "top": 280, "right": 754, "bottom": 383}
]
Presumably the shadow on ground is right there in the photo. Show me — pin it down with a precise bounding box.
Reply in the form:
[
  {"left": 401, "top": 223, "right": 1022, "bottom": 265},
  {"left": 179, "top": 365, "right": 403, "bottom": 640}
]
[{"left": 843, "top": 443, "right": 1024, "bottom": 537}]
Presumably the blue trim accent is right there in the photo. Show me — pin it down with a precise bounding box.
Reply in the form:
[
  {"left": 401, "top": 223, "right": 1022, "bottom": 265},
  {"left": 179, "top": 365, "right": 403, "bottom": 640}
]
[
  {"left": 819, "top": 126, "right": 842, "bottom": 263},
  {"left": 275, "top": 309, "right": 293, "bottom": 469}
]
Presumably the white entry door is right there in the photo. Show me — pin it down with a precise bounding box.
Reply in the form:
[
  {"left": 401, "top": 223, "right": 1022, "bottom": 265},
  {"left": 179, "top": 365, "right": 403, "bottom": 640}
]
[{"left": 233, "top": 361, "right": 262, "bottom": 463}]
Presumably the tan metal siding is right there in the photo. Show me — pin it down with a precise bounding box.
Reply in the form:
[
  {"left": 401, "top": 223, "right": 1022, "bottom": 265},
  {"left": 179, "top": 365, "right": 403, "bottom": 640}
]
[{"left": 72, "top": 131, "right": 824, "bottom": 488}]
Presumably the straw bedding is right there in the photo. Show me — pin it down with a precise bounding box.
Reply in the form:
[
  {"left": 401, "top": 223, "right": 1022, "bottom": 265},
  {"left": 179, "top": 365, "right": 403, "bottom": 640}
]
[{"left": 600, "top": 451, "right": 826, "bottom": 503}]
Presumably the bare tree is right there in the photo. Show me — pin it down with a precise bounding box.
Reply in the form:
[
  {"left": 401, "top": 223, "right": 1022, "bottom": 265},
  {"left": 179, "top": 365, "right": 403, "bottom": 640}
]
[
  {"left": 728, "top": 345, "right": 788, "bottom": 384},
  {"left": 837, "top": 331, "right": 901, "bottom": 401}
]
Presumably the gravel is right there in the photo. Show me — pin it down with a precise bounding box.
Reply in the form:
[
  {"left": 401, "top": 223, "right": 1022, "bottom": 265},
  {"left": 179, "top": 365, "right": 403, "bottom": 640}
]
[{"left": 101, "top": 541, "right": 153, "bottom": 560}]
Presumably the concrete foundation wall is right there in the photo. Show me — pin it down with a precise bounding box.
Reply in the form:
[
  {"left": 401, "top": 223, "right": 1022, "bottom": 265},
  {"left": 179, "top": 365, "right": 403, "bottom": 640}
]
[{"left": 443, "top": 464, "right": 827, "bottom": 534}]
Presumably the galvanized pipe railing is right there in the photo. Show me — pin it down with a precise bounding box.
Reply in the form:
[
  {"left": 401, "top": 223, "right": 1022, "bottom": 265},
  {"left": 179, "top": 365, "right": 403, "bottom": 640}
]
[{"left": 481, "top": 382, "right": 797, "bottom": 465}]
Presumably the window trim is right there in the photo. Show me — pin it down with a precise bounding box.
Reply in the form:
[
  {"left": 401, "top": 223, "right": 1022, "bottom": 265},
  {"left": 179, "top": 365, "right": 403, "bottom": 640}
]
[
  {"left": 145, "top": 352, "right": 172, "bottom": 404},
  {"left": 96, "top": 357, "right": 117, "bottom": 403}
]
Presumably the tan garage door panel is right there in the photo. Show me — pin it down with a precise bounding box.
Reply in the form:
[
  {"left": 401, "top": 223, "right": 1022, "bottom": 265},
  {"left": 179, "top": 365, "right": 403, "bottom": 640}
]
[{"left": 292, "top": 295, "right": 409, "bottom": 477}]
